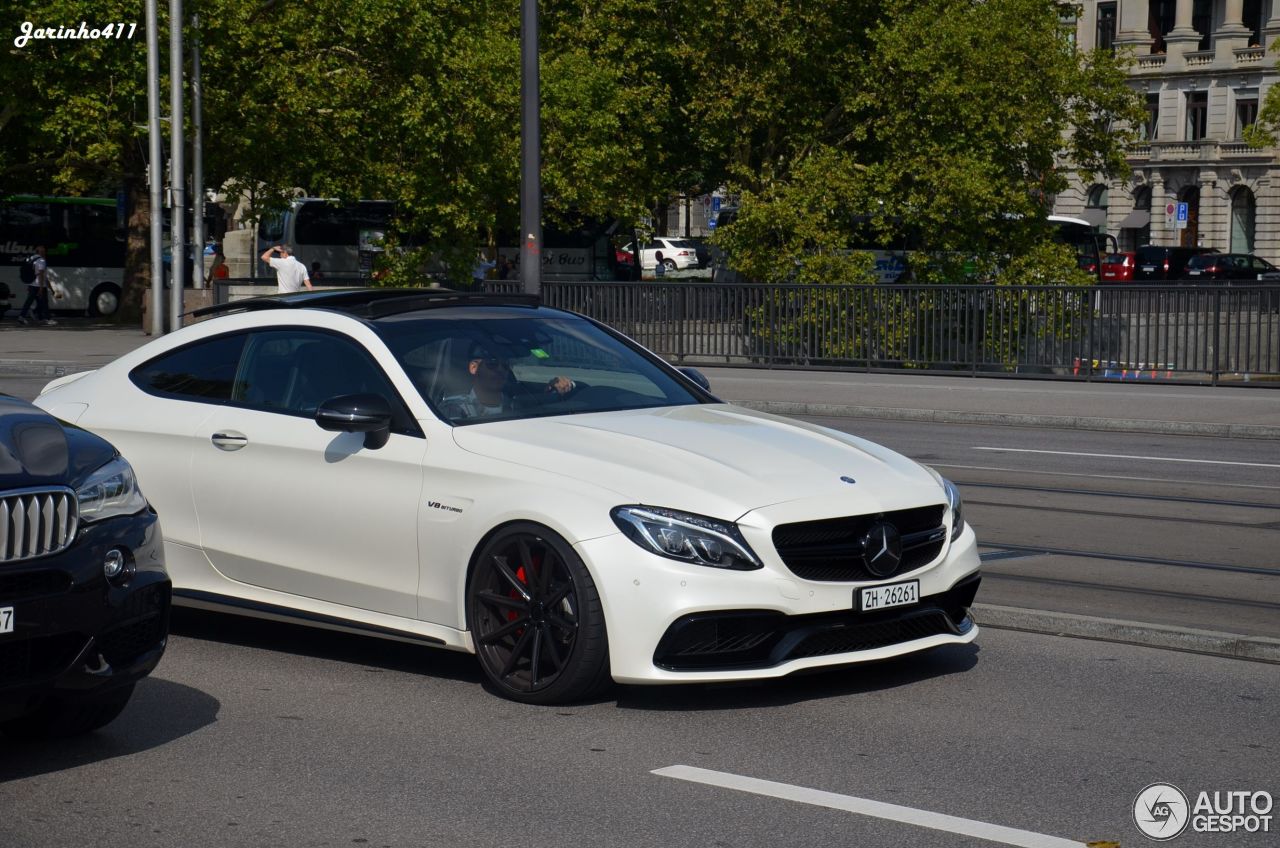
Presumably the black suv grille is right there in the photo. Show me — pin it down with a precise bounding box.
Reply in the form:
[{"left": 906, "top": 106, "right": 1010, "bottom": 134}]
[
  {"left": 0, "top": 570, "right": 73, "bottom": 603},
  {"left": 772, "top": 505, "right": 946, "bottom": 581},
  {"left": 0, "top": 632, "right": 89, "bottom": 687},
  {"left": 0, "top": 488, "right": 79, "bottom": 563}
]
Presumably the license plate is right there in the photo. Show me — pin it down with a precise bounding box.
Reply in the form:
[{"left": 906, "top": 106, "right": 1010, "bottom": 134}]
[
  {"left": 858, "top": 580, "right": 919, "bottom": 612},
  {"left": 1188, "top": 270, "right": 1201, "bottom": 275},
  {"left": 0, "top": 606, "right": 12, "bottom": 635},
  {"left": 1140, "top": 265, "right": 1156, "bottom": 273}
]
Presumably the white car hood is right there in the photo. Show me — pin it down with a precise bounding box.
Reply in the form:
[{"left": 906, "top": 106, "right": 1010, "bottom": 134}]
[{"left": 451, "top": 403, "right": 942, "bottom": 520}]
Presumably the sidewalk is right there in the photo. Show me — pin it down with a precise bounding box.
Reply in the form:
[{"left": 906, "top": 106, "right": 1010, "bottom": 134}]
[{"left": 2, "top": 323, "right": 1279, "bottom": 437}]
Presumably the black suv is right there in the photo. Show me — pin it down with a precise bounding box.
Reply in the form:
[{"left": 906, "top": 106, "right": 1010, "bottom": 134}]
[
  {"left": 1133, "top": 245, "right": 1219, "bottom": 280},
  {"left": 0, "top": 396, "right": 170, "bottom": 737}
]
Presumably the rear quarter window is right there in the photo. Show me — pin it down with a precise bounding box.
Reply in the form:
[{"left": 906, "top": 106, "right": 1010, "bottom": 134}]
[{"left": 129, "top": 333, "right": 247, "bottom": 401}]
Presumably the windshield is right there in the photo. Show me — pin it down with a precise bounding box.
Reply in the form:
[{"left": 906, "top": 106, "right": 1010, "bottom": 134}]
[{"left": 376, "top": 308, "right": 706, "bottom": 425}]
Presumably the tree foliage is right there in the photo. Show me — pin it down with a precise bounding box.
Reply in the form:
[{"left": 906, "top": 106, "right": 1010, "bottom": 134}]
[{"left": 0, "top": 0, "right": 1143, "bottom": 315}]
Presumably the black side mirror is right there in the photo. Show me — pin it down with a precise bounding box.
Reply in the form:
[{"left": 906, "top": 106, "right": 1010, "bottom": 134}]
[
  {"left": 678, "top": 367, "right": 711, "bottom": 391},
  {"left": 315, "top": 393, "right": 393, "bottom": 450}
]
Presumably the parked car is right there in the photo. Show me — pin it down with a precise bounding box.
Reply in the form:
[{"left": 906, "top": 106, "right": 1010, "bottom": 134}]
[
  {"left": 1133, "top": 245, "right": 1218, "bottom": 280},
  {"left": 620, "top": 237, "right": 702, "bottom": 272},
  {"left": 0, "top": 395, "right": 170, "bottom": 738},
  {"left": 1100, "top": 252, "right": 1136, "bottom": 283},
  {"left": 34, "top": 288, "right": 980, "bottom": 704},
  {"left": 1183, "top": 252, "right": 1280, "bottom": 281}
]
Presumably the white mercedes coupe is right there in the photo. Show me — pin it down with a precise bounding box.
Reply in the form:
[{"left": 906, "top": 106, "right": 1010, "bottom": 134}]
[{"left": 35, "top": 289, "right": 981, "bottom": 703}]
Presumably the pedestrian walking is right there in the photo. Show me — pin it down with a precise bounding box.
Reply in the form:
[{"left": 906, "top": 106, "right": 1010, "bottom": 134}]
[
  {"left": 17, "top": 245, "right": 55, "bottom": 325},
  {"left": 259, "top": 244, "right": 312, "bottom": 294},
  {"left": 205, "top": 245, "right": 229, "bottom": 284}
]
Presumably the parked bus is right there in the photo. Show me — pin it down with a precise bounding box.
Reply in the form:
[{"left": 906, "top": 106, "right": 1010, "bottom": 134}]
[
  {"left": 1048, "top": 214, "right": 1117, "bottom": 278},
  {"left": 0, "top": 195, "right": 126, "bottom": 315},
  {"left": 252, "top": 197, "right": 624, "bottom": 281}
]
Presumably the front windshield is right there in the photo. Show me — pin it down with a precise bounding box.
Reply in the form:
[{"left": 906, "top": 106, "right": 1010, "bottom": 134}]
[{"left": 377, "top": 308, "right": 706, "bottom": 425}]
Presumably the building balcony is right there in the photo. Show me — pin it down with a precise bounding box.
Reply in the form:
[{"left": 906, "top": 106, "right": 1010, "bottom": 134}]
[
  {"left": 1234, "top": 46, "right": 1267, "bottom": 65},
  {"left": 1127, "top": 139, "right": 1276, "bottom": 164}
]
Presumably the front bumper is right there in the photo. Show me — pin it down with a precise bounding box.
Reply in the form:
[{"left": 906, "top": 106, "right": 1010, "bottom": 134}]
[
  {"left": 576, "top": 522, "right": 981, "bottom": 684},
  {"left": 0, "top": 510, "right": 171, "bottom": 721}
]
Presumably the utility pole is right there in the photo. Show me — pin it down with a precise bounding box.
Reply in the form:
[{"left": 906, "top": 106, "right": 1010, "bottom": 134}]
[
  {"left": 168, "top": 0, "right": 185, "bottom": 331},
  {"left": 146, "top": 0, "right": 164, "bottom": 334},
  {"left": 519, "top": 0, "right": 541, "bottom": 296},
  {"left": 191, "top": 12, "right": 204, "bottom": 291}
]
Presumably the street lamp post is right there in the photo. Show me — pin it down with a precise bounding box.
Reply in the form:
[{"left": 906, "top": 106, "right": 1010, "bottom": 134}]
[
  {"left": 168, "top": 0, "right": 185, "bottom": 331},
  {"left": 146, "top": 0, "right": 164, "bottom": 334},
  {"left": 520, "top": 0, "right": 541, "bottom": 295}
]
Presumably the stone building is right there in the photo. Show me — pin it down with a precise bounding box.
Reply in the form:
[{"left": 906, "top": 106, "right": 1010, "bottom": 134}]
[{"left": 1054, "top": 1, "right": 1280, "bottom": 261}]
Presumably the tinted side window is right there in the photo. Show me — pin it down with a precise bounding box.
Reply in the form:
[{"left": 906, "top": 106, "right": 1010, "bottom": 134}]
[
  {"left": 231, "top": 329, "right": 418, "bottom": 434},
  {"left": 130, "top": 333, "right": 247, "bottom": 401}
]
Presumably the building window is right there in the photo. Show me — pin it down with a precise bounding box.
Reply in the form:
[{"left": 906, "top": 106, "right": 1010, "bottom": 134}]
[
  {"left": 1244, "top": 0, "right": 1264, "bottom": 46},
  {"left": 1236, "top": 96, "right": 1259, "bottom": 138},
  {"left": 1143, "top": 93, "right": 1161, "bottom": 140},
  {"left": 1149, "top": 0, "right": 1175, "bottom": 53},
  {"left": 1097, "top": 3, "right": 1117, "bottom": 53},
  {"left": 1186, "top": 91, "right": 1209, "bottom": 141},
  {"left": 1192, "top": 0, "right": 1212, "bottom": 51},
  {"left": 1231, "top": 187, "right": 1256, "bottom": 253},
  {"left": 1058, "top": 4, "right": 1079, "bottom": 50}
]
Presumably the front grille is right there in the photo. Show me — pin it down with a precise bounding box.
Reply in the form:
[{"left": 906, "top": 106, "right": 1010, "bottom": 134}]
[
  {"left": 0, "top": 632, "right": 89, "bottom": 687},
  {"left": 0, "top": 570, "right": 73, "bottom": 603},
  {"left": 0, "top": 488, "right": 79, "bottom": 563},
  {"left": 772, "top": 505, "right": 946, "bottom": 581}
]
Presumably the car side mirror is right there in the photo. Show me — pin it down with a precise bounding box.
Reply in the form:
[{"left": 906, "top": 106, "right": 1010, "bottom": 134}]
[
  {"left": 678, "top": 367, "right": 711, "bottom": 391},
  {"left": 315, "top": 393, "right": 393, "bottom": 450}
]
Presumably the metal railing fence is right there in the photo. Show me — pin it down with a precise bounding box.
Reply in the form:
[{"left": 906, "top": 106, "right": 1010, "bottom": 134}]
[{"left": 488, "top": 280, "right": 1280, "bottom": 385}]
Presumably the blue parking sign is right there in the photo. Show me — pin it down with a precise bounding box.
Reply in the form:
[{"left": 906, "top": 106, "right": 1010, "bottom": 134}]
[
  {"left": 1176, "top": 202, "right": 1188, "bottom": 222},
  {"left": 712, "top": 197, "right": 721, "bottom": 212}
]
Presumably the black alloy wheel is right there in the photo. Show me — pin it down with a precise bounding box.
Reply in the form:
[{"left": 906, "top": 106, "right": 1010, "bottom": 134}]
[{"left": 467, "top": 523, "right": 610, "bottom": 704}]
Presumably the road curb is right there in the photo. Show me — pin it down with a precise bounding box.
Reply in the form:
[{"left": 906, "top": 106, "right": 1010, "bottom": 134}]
[
  {"left": 732, "top": 399, "right": 1280, "bottom": 440},
  {"left": 973, "top": 603, "right": 1280, "bottom": 663}
]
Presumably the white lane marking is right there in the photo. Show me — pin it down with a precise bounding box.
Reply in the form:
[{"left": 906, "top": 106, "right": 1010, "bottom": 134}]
[
  {"left": 653, "top": 765, "right": 1087, "bottom": 848},
  {"left": 973, "top": 447, "right": 1280, "bottom": 470},
  {"left": 930, "top": 463, "right": 1280, "bottom": 492}
]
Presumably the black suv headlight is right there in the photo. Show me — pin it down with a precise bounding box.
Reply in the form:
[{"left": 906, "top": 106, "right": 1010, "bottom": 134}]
[
  {"left": 77, "top": 456, "right": 148, "bottom": 523},
  {"left": 611, "top": 506, "right": 762, "bottom": 570}
]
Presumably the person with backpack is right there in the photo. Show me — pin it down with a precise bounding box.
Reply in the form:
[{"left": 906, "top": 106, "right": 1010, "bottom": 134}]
[{"left": 17, "top": 245, "right": 54, "bottom": 326}]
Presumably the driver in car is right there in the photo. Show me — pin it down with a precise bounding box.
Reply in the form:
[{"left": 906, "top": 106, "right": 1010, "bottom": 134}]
[{"left": 441, "top": 346, "right": 576, "bottom": 420}]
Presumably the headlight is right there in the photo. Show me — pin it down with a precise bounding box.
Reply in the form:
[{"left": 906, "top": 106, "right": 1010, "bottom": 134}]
[
  {"left": 611, "top": 506, "right": 762, "bottom": 570},
  {"left": 943, "top": 478, "right": 964, "bottom": 541},
  {"left": 77, "top": 456, "right": 148, "bottom": 523}
]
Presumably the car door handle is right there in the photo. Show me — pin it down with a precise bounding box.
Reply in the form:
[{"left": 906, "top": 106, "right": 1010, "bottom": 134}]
[{"left": 211, "top": 431, "right": 248, "bottom": 451}]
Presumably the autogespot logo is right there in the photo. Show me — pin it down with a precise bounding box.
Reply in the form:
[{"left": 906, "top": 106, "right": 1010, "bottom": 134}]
[{"left": 1134, "top": 783, "right": 1190, "bottom": 841}]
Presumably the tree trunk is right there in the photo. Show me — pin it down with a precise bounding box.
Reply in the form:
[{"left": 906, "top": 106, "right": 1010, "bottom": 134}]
[{"left": 119, "top": 170, "right": 151, "bottom": 326}]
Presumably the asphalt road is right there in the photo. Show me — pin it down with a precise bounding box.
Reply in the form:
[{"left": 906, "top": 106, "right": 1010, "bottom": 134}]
[
  {"left": 807, "top": 417, "right": 1280, "bottom": 638},
  {"left": 1, "top": 614, "right": 1275, "bottom": 848}
]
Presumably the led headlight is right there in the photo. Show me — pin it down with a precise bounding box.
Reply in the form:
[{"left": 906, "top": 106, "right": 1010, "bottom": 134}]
[
  {"left": 611, "top": 506, "right": 762, "bottom": 570},
  {"left": 943, "top": 477, "right": 964, "bottom": 541},
  {"left": 923, "top": 466, "right": 965, "bottom": 542},
  {"left": 77, "top": 456, "right": 148, "bottom": 523}
]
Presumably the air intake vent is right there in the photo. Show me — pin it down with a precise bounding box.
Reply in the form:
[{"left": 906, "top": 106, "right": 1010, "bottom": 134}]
[{"left": 0, "top": 488, "right": 79, "bottom": 563}]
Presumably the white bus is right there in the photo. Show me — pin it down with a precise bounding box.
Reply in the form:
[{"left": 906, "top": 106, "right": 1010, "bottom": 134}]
[
  {"left": 0, "top": 195, "right": 126, "bottom": 315},
  {"left": 255, "top": 198, "right": 395, "bottom": 278}
]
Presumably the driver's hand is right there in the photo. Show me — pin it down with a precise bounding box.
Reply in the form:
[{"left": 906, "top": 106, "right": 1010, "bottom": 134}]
[{"left": 546, "top": 376, "right": 575, "bottom": 395}]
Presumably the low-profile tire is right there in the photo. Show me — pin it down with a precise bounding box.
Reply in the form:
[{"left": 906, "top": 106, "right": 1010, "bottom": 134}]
[
  {"left": 1, "top": 683, "right": 136, "bottom": 739},
  {"left": 467, "top": 523, "right": 610, "bottom": 704},
  {"left": 88, "top": 283, "right": 122, "bottom": 317}
]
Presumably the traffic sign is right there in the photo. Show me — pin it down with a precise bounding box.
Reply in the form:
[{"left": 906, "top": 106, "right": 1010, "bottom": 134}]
[
  {"left": 1176, "top": 202, "right": 1189, "bottom": 230},
  {"left": 707, "top": 217, "right": 717, "bottom": 230},
  {"left": 712, "top": 197, "right": 721, "bottom": 212}
]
